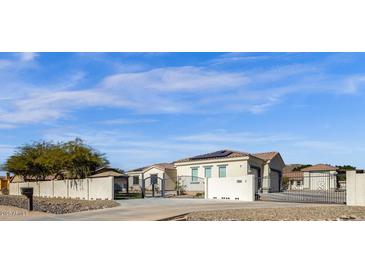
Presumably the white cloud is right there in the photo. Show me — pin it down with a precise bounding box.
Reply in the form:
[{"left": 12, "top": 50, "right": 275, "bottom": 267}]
[
  {"left": 0, "top": 90, "right": 130, "bottom": 125},
  {"left": 343, "top": 75, "right": 365, "bottom": 94},
  {"left": 102, "top": 66, "right": 249, "bottom": 92},
  {"left": 0, "top": 55, "right": 364, "bottom": 128},
  {"left": 100, "top": 118, "right": 158, "bottom": 125},
  {"left": 18, "top": 52, "right": 38, "bottom": 62},
  {"left": 40, "top": 127, "right": 365, "bottom": 169},
  {"left": 175, "top": 131, "right": 297, "bottom": 144}
]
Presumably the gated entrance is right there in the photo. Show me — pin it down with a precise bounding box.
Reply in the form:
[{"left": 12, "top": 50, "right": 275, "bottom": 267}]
[
  {"left": 256, "top": 172, "right": 346, "bottom": 204},
  {"left": 142, "top": 175, "right": 165, "bottom": 197}
]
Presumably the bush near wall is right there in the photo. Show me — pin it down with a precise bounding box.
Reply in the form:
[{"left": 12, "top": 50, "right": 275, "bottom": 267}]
[{"left": 0, "top": 195, "right": 119, "bottom": 214}]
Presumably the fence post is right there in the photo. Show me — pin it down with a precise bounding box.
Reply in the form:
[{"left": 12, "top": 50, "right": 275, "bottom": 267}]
[
  {"left": 204, "top": 177, "right": 208, "bottom": 199},
  {"left": 162, "top": 173, "right": 166, "bottom": 197},
  {"left": 111, "top": 177, "right": 115, "bottom": 200},
  {"left": 126, "top": 177, "right": 129, "bottom": 195},
  {"left": 346, "top": 170, "right": 357, "bottom": 206},
  {"left": 250, "top": 175, "right": 256, "bottom": 201},
  {"left": 141, "top": 174, "right": 145, "bottom": 198}
]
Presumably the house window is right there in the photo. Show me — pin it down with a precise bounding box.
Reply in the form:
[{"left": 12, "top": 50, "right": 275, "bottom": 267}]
[
  {"left": 204, "top": 167, "right": 212, "bottom": 178},
  {"left": 133, "top": 176, "right": 139, "bottom": 185},
  {"left": 296, "top": 181, "right": 301, "bottom": 187},
  {"left": 218, "top": 166, "right": 227, "bottom": 178},
  {"left": 191, "top": 167, "right": 199, "bottom": 182}
]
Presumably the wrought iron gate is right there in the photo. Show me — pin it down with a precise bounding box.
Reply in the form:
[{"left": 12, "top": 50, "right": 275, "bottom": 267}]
[
  {"left": 143, "top": 176, "right": 165, "bottom": 197},
  {"left": 256, "top": 172, "right": 346, "bottom": 204}
]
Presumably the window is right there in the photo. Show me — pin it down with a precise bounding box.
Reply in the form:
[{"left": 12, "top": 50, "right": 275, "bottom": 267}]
[
  {"left": 204, "top": 167, "right": 212, "bottom": 178},
  {"left": 133, "top": 176, "right": 139, "bottom": 185},
  {"left": 218, "top": 166, "right": 227, "bottom": 178},
  {"left": 191, "top": 167, "right": 199, "bottom": 182}
]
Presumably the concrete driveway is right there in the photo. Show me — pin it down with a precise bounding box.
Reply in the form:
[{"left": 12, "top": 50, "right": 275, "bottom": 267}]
[{"left": 21, "top": 198, "right": 332, "bottom": 221}]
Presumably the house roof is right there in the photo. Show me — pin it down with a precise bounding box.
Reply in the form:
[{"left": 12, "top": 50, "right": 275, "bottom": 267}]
[
  {"left": 89, "top": 170, "right": 127, "bottom": 178},
  {"left": 128, "top": 163, "right": 175, "bottom": 173},
  {"left": 253, "top": 152, "right": 279, "bottom": 161},
  {"left": 283, "top": 171, "right": 304, "bottom": 180},
  {"left": 174, "top": 150, "right": 251, "bottom": 163},
  {"left": 301, "top": 164, "right": 338, "bottom": 172}
]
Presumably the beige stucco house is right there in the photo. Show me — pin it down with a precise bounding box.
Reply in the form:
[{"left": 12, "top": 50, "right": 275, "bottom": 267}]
[
  {"left": 174, "top": 150, "right": 285, "bottom": 194},
  {"left": 252, "top": 152, "right": 285, "bottom": 193},
  {"left": 301, "top": 164, "right": 338, "bottom": 190},
  {"left": 127, "top": 163, "right": 177, "bottom": 192}
]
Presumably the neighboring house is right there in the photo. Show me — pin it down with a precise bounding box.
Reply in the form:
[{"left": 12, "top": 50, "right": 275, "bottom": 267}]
[
  {"left": 89, "top": 167, "right": 128, "bottom": 191},
  {"left": 127, "top": 163, "right": 177, "bottom": 192},
  {"left": 283, "top": 164, "right": 305, "bottom": 190},
  {"left": 284, "top": 171, "right": 304, "bottom": 190},
  {"left": 174, "top": 150, "right": 285, "bottom": 194},
  {"left": 301, "top": 164, "right": 338, "bottom": 190}
]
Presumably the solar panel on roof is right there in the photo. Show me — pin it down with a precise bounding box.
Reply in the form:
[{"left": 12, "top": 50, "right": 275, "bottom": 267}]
[{"left": 190, "top": 150, "right": 232, "bottom": 160}]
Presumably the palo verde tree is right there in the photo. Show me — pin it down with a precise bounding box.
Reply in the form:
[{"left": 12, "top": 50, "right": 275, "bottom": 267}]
[
  {"left": 62, "top": 138, "right": 109, "bottom": 179},
  {"left": 2, "top": 138, "right": 109, "bottom": 180}
]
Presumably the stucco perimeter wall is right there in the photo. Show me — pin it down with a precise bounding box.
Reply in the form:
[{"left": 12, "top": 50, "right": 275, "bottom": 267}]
[
  {"left": 206, "top": 175, "right": 255, "bottom": 202},
  {"left": 165, "top": 169, "right": 177, "bottom": 190},
  {"left": 347, "top": 171, "right": 365, "bottom": 206},
  {"left": 9, "top": 183, "right": 19, "bottom": 195},
  {"left": 9, "top": 177, "right": 114, "bottom": 200},
  {"left": 40, "top": 180, "right": 54, "bottom": 197},
  {"left": 89, "top": 177, "right": 114, "bottom": 200}
]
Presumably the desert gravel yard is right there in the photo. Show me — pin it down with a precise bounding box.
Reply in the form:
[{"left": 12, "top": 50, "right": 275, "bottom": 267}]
[
  {"left": 183, "top": 206, "right": 365, "bottom": 221},
  {"left": 0, "top": 195, "right": 119, "bottom": 215}
]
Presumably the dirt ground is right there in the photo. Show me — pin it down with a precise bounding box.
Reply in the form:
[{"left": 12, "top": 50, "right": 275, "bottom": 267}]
[
  {"left": 0, "top": 205, "right": 50, "bottom": 220},
  {"left": 184, "top": 206, "right": 365, "bottom": 221}
]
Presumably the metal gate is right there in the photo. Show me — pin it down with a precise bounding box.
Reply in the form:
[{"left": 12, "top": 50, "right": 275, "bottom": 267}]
[
  {"left": 256, "top": 172, "right": 346, "bottom": 204},
  {"left": 143, "top": 176, "right": 165, "bottom": 197}
]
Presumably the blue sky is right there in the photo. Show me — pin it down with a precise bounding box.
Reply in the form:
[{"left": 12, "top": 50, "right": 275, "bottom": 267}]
[{"left": 1, "top": 52, "right": 365, "bottom": 172}]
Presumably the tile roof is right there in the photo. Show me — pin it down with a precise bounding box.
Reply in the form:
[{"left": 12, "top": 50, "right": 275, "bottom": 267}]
[
  {"left": 174, "top": 150, "right": 251, "bottom": 163},
  {"left": 283, "top": 171, "right": 304, "bottom": 180},
  {"left": 300, "top": 164, "right": 338, "bottom": 172},
  {"left": 89, "top": 170, "right": 127, "bottom": 178},
  {"left": 253, "top": 152, "right": 279, "bottom": 161},
  {"left": 128, "top": 163, "right": 175, "bottom": 172}
]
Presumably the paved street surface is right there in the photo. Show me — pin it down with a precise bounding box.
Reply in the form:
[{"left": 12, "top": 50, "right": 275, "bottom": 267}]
[
  {"left": 0, "top": 198, "right": 337, "bottom": 221},
  {"left": 0, "top": 205, "right": 50, "bottom": 220}
]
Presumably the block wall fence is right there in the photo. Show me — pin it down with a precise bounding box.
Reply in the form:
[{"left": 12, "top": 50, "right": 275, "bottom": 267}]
[{"left": 9, "top": 177, "right": 114, "bottom": 200}]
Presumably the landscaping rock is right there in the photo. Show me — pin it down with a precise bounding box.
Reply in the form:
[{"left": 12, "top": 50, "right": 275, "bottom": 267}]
[
  {"left": 183, "top": 206, "right": 365, "bottom": 221},
  {"left": 0, "top": 195, "right": 119, "bottom": 214}
]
